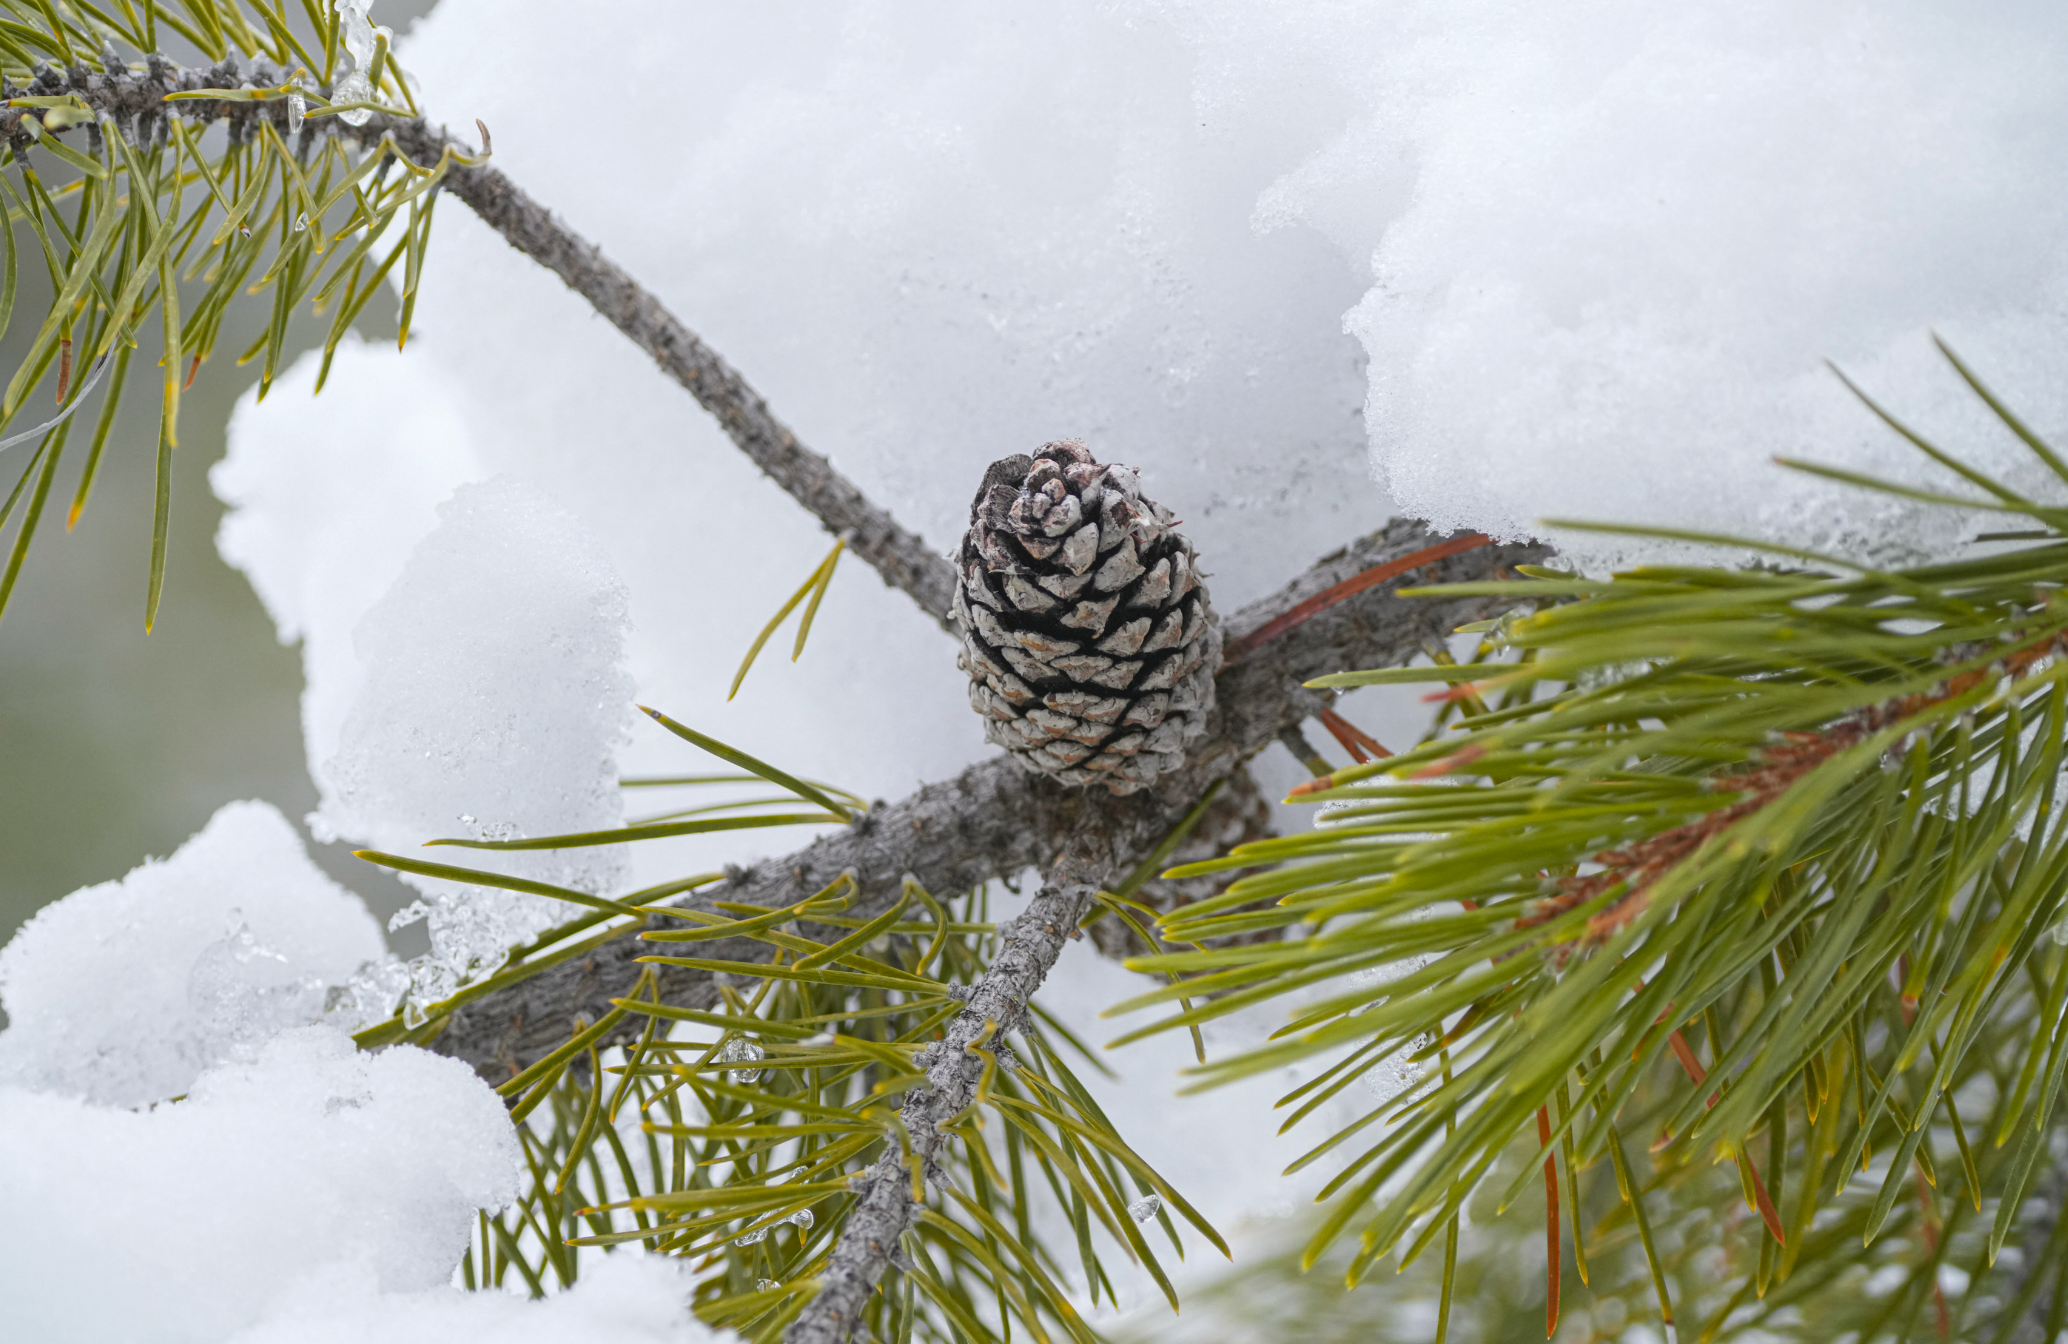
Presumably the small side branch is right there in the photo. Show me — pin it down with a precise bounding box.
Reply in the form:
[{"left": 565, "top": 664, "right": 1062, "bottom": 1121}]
[{"left": 789, "top": 847, "right": 1107, "bottom": 1344}]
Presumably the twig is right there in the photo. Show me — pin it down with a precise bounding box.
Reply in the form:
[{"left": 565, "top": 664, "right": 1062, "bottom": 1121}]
[
  {"left": 403, "top": 137, "right": 961, "bottom": 628},
  {"left": 1521, "top": 630, "right": 2068, "bottom": 946},
  {"left": 786, "top": 845, "right": 1108, "bottom": 1344},
  {"left": 1220, "top": 530, "right": 1491, "bottom": 663}
]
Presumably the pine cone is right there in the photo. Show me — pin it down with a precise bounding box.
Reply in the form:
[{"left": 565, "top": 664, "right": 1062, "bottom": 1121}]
[{"left": 955, "top": 440, "right": 1220, "bottom": 793}]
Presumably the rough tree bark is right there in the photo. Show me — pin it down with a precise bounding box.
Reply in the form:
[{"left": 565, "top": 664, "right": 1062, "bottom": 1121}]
[{"left": 787, "top": 847, "right": 1109, "bottom": 1344}]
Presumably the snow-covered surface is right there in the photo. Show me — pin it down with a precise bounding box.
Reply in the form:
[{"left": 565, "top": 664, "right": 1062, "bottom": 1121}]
[
  {"left": 0, "top": 1027, "right": 527, "bottom": 1342},
  {"left": 0, "top": 801, "right": 385, "bottom": 1107},
  {"left": 1313, "top": 0, "right": 2068, "bottom": 568},
  {"left": 0, "top": 801, "right": 720, "bottom": 1343},
  {"left": 215, "top": 336, "right": 486, "bottom": 795}
]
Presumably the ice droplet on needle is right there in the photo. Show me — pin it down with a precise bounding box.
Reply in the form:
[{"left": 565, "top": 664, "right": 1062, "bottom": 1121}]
[{"left": 716, "top": 1036, "right": 765, "bottom": 1081}]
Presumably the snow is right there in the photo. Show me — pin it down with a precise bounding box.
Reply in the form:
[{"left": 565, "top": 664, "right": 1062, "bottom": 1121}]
[
  {"left": 225, "top": 1255, "right": 720, "bottom": 1344},
  {"left": 0, "top": 800, "right": 385, "bottom": 1107},
  {"left": 315, "top": 476, "right": 636, "bottom": 1009},
  {"left": 1296, "top": 0, "right": 2068, "bottom": 569},
  {"left": 0, "top": 800, "right": 713, "bottom": 1341},
  {"left": 214, "top": 335, "right": 487, "bottom": 798},
  {"left": 0, "top": 1027, "right": 524, "bottom": 1343}
]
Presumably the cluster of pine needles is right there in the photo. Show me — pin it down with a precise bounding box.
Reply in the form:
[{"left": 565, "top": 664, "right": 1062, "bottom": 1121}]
[
  {"left": 0, "top": 0, "right": 463, "bottom": 630},
  {"left": 1110, "top": 341, "right": 2068, "bottom": 1342}
]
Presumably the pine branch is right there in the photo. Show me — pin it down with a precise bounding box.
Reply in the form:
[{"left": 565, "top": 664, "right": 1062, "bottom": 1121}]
[
  {"left": 787, "top": 845, "right": 1109, "bottom": 1344},
  {"left": 12, "top": 52, "right": 959, "bottom": 626},
  {"left": 424, "top": 518, "right": 1543, "bottom": 1084}
]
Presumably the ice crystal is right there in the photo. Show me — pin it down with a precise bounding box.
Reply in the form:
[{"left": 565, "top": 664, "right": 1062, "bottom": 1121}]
[
  {"left": 716, "top": 1037, "right": 765, "bottom": 1082},
  {"left": 331, "top": 0, "right": 378, "bottom": 127}
]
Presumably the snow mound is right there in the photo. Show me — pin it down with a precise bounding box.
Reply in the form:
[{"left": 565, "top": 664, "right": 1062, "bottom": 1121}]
[
  {"left": 0, "top": 1027, "right": 521, "bottom": 1343},
  {"left": 1266, "top": 0, "right": 2068, "bottom": 567},
  {"left": 0, "top": 800, "right": 384, "bottom": 1107},
  {"left": 316, "top": 476, "right": 635, "bottom": 1002}
]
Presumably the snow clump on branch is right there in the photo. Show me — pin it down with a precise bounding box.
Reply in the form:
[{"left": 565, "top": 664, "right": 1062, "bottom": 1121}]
[{"left": 314, "top": 477, "right": 635, "bottom": 1015}]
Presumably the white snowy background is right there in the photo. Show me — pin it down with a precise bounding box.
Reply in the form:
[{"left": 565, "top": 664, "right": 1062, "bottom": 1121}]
[{"left": 4, "top": 0, "right": 2067, "bottom": 1338}]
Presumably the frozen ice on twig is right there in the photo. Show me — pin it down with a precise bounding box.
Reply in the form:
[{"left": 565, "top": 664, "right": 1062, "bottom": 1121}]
[
  {"left": 330, "top": 0, "right": 378, "bottom": 127},
  {"left": 734, "top": 1206, "right": 812, "bottom": 1246},
  {"left": 1127, "top": 1194, "right": 1162, "bottom": 1223}
]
